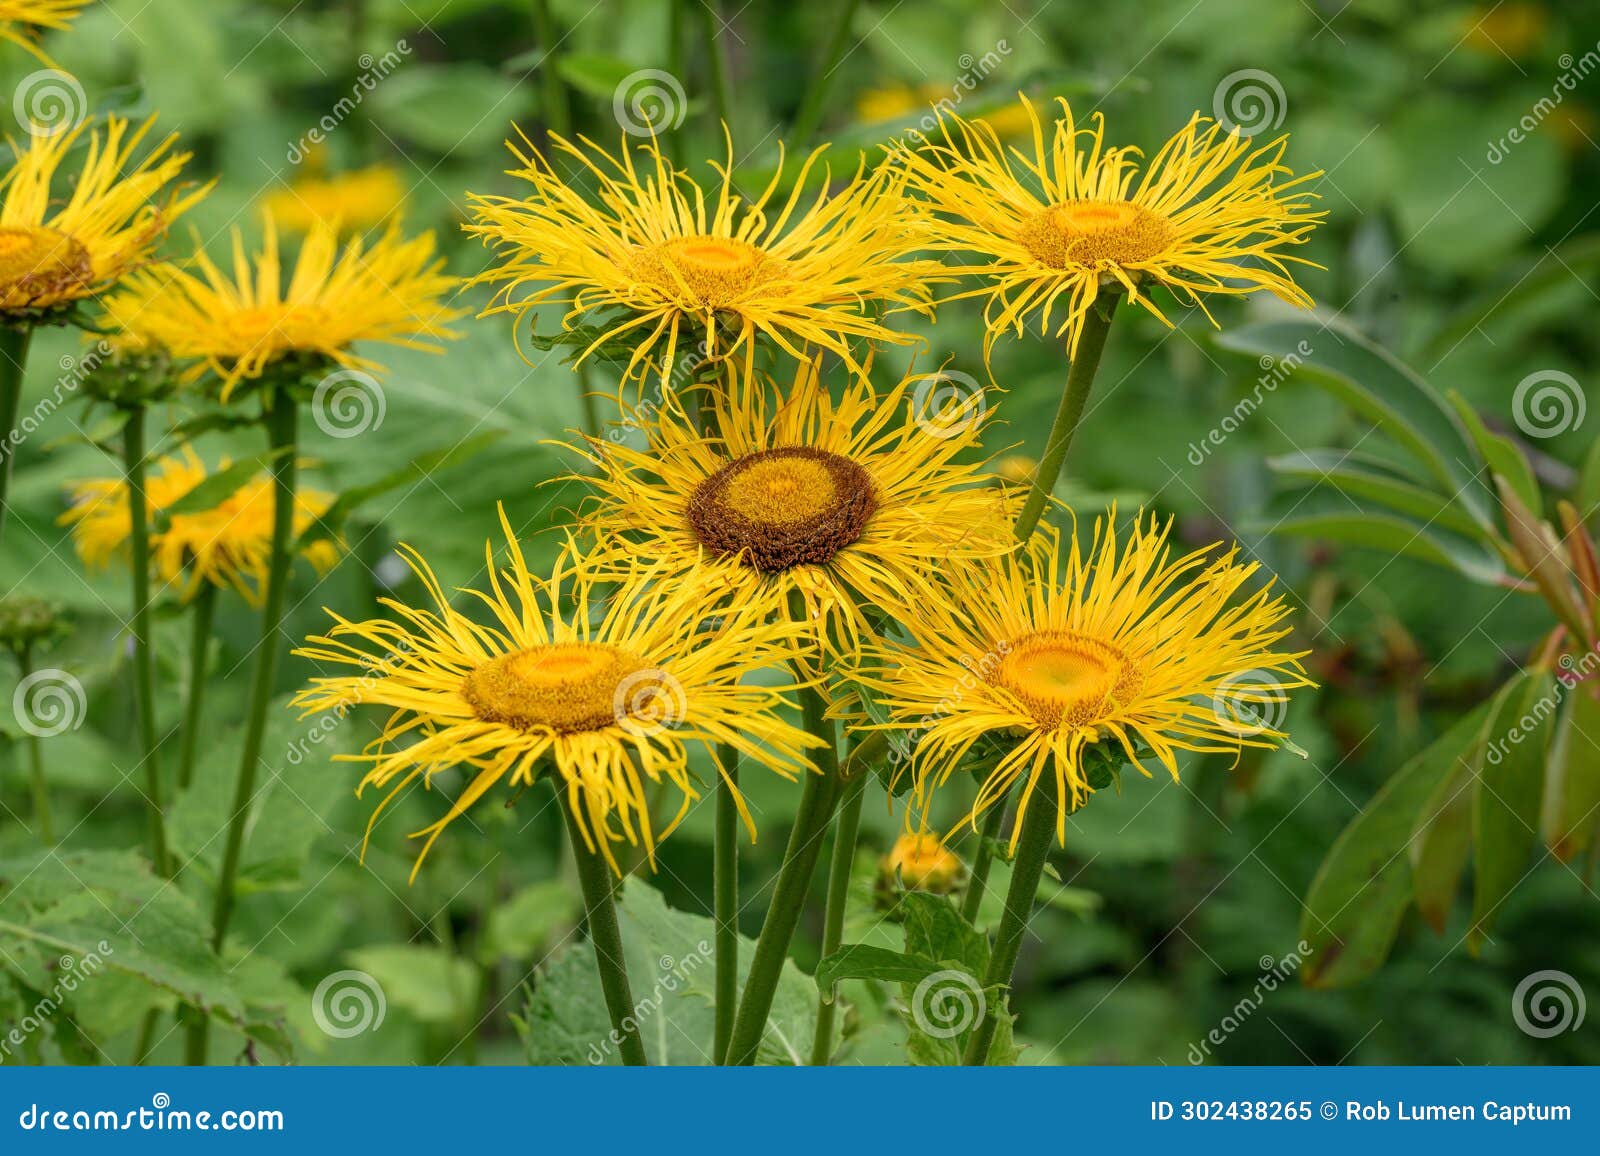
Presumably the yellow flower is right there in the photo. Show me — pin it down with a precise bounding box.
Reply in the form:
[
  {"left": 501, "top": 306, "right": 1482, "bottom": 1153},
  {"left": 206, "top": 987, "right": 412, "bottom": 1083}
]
[
  {"left": 0, "top": 116, "right": 204, "bottom": 317},
  {"left": 59, "top": 447, "right": 341, "bottom": 603},
  {"left": 104, "top": 213, "right": 460, "bottom": 399},
  {"left": 291, "top": 512, "right": 820, "bottom": 878},
  {"left": 860, "top": 510, "right": 1313, "bottom": 850},
  {"left": 892, "top": 96, "right": 1324, "bottom": 361},
  {"left": 260, "top": 165, "right": 407, "bottom": 235},
  {"left": 880, "top": 832, "right": 963, "bottom": 893},
  {"left": 465, "top": 129, "right": 936, "bottom": 391},
  {"left": 0, "top": 0, "right": 91, "bottom": 67},
  {"left": 574, "top": 356, "right": 1016, "bottom": 657},
  {"left": 856, "top": 83, "right": 944, "bottom": 124}
]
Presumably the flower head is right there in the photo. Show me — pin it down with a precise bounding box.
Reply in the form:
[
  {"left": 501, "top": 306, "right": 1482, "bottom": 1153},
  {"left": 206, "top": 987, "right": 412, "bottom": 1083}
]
[
  {"left": 574, "top": 357, "right": 1016, "bottom": 658},
  {"left": 292, "top": 512, "right": 820, "bottom": 878},
  {"left": 0, "top": 0, "right": 92, "bottom": 67},
  {"left": 261, "top": 165, "right": 407, "bottom": 235},
  {"left": 892, "top": 96, "right": 1323, "bottom": 360},
  {"left": 104, "top": 213, "right": 460, "bottom": 399},
  {"left": 466, "top": 129, "right": 936, "bottom": 391},
  {"left": 861, "top": 510, "right": 1312, "bottom": 849},
  {"left": 0, "top": 116, "right": 204, "bottom": 319},
  {"left": 60, "top": 447, "right": 341, "bottom": 603},
  {"left": 880, "top": 832, "right": 963, "bottom": 893}
]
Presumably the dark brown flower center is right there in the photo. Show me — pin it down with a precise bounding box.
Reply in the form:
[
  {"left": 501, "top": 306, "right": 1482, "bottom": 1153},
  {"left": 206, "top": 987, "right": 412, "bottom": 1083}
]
[{"left": 687, "top": 447, "right": 877, "bottom": 573}]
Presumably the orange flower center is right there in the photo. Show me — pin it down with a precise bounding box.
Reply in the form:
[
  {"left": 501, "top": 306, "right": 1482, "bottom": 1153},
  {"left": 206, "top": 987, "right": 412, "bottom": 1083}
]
[
  {"left": 0, "top": 226, "right": 93, "bottom": 306},
  {"left": 221, "top": 303, "right": 333, "bottom": 352},
  {"left": 1018, "top": 200, "right": 1173, "bottom": 269},
  {"left": 634, "top": 235, "right": 771, "bottom": 307},
  {"left": 463, "top": 642, "right": 658, "bottom": 734},
  {"left": 994, "top": 630, "right": 1142, "bottom": 729},
  {"left": 688, "top": 447, "right": 877, "bottom": 572}
]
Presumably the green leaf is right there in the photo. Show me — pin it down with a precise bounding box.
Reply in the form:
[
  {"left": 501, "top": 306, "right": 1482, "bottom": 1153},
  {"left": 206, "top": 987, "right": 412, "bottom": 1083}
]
[
  {"left": 1267, "top": 449, "right": 1489, "bottom": 541},
  {"left": 815, "top": 945, "right": 944, "bottom": 995},
  {"left": 1470, "top": 670, "right": 1559, "bottom": 952},
  {"left": 0, "top": 850, "right": 287, "bottom": 1053},
  {"left": 1578, "top": 439, "right": 1600, "bottom": 532},
  {"left": 1217, "top": 316, "right": 1493, "bottom": 530},
  {"left": 520, "top": 879, "right": 816, "bottom": 1065},
  {"left": 1448, "top": 391, "right": 1540, "bottom": 518},
  {"left": 481, "top": 881, "right": 579, "bottom": 963},
  {"left": 555, "top": 53, "right": 642, "bottom": 99},
  {"left": 896, "top": 892, "right": 1017, "bottom": 1065},
  {"left": 368, "top": 63, "right": 528, "bottom": 155},
  {"left": 156, "top": 450, "right": 285, "bottom": 522},
  {"left": 345, "top": 944, "right": 479, "bottom": 1027},
  {"left": 296, "top": 430, "right": 506, "bottom": 549},
  {"left": 1423, "top": 234, "right": 1600, "bottom": 362},
  {"left": 1407, "top": 744, "right": 1476, "bottom": 935},
  {"left": 1542, "top": 682, "right": 1600, "bottom": 863},
  {"left": 1262, "top": 498, "right": 1507, "bottom": 586},
  {"left": 1300, "top": 688, "right": 1509, "bottom": 987}
]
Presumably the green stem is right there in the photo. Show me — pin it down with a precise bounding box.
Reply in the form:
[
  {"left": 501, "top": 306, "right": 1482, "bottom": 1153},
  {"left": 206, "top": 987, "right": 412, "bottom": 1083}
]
[
  {"left": 0, "top": 324, "right": 33, "bottom": 548},
  {"left": 531, "top": 0, "right": 572, "bottom": 141},
  {"left": 961, "top": 769, "right": 1058, "bottom": 1065},
  {"left": 190, "top": 385, "right": 298, "bottom": 1065},
  {"left": 959, "top": 792, "right": 1010, "bottom": 925},
  {"left": 123, "top": 406, "right": 169, "bottom": 877},
  {"left": 576, "top": 364, "right": 602, "bottom": 438},
  {"left": 131, "top": 1007, "right": 159, "bottom": 1064},
  {"left": 787, "top": 0, "right": 861, "bottom": 152},
  {"left": 712, "top": 745, "right": 739, "bottom": 1064},
  {"left": 699, "top": 0, "right": 733, "bottom": 138},
  {"left": 176, "top": 582, "right": 218, "bottom": 793},
  {"left": 561, "top": 795, "right": 648, "bottom": 1066},
  {"left": 16, "top": 645, "right": 54, "bottom": 845},
  {"left": 1012, "top": 296, "right": 1120, "bottom": 543},
  {"left": 808, "top": 767, "right": 865, "bottom": 1065},
  {"left": 725, "top": 656, "right": 841, "bottom": 1066}
]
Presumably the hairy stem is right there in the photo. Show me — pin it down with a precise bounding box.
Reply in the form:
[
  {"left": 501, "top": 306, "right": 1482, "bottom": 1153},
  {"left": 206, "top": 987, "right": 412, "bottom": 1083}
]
[
  {"left": 808, "top": 767, "right": 865, "bottom": 1065},
  {"left": 712, "top": 747, "right": 739, "bottom": 1063},
  {"left": 562, "top": 795, "right": 648, "bottom": 1066},
  {"left": 0, "top": 324, "right": 33, "bottom": 547},
  {"left": 124, "top": 406, "right": 170, "bottom": 877},
  {"left": 1013, "top": 297, "right": 1120, "bottom": 543}
]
